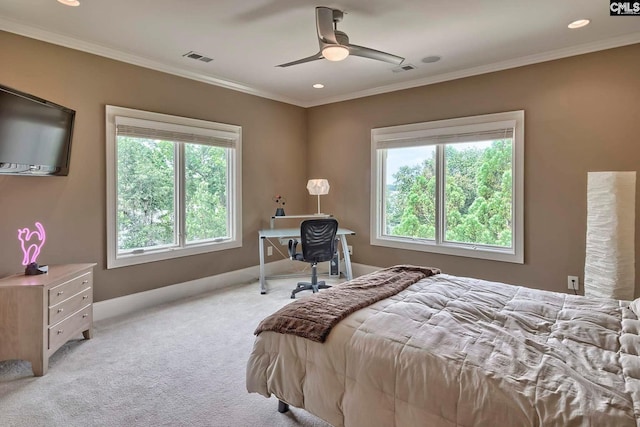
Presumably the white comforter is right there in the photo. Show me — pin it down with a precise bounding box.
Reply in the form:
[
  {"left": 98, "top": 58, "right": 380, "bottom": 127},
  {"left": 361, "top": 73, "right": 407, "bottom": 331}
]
[{"left": 246, "top": 273, "right": 640, "bottom": 426}]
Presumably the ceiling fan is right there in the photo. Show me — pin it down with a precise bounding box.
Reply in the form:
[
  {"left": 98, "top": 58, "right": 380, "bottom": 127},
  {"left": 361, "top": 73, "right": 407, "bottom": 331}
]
[{"left": 276, "top": 6, "right": 405, "bottom": 67}]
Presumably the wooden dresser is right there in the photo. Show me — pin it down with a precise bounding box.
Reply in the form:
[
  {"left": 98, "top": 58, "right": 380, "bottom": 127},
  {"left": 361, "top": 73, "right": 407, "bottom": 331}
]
[{"left": 0, "top": 263, "right": 96, "bottom": 376}]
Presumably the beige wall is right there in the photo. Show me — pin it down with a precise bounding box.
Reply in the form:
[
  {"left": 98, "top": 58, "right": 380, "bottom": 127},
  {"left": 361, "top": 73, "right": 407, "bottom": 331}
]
[
  {"left": 0, "top": 31, "right": 308, "bottom": 301},
  {"left": 1, "top": 30, "right": 639, "bottom": 301},
  {"left": 307, "top": 43, "right": 640, "bottom": 295}
]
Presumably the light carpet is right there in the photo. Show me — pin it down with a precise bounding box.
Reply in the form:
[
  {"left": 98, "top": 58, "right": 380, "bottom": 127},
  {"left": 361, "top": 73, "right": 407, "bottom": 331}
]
[{"left": 0, "top": 277, "right": 340, "bottom": 427}]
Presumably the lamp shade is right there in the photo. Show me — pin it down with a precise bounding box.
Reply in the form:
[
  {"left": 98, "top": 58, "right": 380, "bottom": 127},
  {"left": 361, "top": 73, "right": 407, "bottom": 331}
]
[
  {"left": 584, "top": 171, "right": 636, "bottom": 300},
  {"left": 307, "top": 179, "right": 330, "bottom": 195}
]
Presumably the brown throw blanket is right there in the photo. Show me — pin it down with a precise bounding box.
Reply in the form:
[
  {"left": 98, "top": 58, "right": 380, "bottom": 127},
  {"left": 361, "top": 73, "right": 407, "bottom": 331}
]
[{"left": 254, "top": 265, "right": 440, "bottom": 343}]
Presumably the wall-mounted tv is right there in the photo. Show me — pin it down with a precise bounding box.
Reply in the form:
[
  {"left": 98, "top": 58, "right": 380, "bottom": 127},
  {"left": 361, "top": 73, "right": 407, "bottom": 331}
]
[{"left": 0, "top": 84, "right": 75, "bottom": 176}]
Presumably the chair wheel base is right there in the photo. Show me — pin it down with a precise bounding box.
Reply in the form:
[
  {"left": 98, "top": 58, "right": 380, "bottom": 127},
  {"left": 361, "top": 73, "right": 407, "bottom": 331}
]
[
  {"left": 290, "top": 280, "right": 331, "bottom": 299},
  {"left": 278, "top": 400, "right": 289, "bottom": 413}
]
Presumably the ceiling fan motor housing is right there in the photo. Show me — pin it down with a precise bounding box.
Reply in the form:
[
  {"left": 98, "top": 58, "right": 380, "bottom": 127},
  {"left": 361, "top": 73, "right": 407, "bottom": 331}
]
[{"left": 335, "top": 31, "right": 349, "bottom": 46}]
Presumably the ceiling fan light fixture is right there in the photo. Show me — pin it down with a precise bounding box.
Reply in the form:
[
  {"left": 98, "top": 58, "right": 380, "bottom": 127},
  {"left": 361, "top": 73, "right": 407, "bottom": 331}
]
[{"left": 322, "top": 45, "right": 349, "bottom": 62}]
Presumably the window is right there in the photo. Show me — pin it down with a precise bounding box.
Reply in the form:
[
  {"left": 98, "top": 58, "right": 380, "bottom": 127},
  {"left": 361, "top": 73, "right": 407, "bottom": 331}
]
[
  {"left": 106, "top": 106, "right": 242, "bottom": 268},
  {"left": 371, "top": 111, "right": 523, "bottom": 263}
]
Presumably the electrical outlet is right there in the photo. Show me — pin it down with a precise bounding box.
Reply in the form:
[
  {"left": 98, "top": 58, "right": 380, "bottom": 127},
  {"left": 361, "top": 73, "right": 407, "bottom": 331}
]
[
  {"left": 567, "top": 275, "right": 579, "bottom": 290},
  {"left": 347, "top": 245, "right": 353, "bottom": 256},
  {"left": 267, "top": 246, "right": 273, "bottom": 256}
]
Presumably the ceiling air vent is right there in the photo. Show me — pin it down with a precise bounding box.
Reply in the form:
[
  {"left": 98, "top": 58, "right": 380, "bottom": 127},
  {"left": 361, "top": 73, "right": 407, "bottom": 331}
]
[
  {"left": 392, "top": 64, "right": 416, "bottom": 73},
  {"left": 182, "top": 51, "right": 214, "bottom": 63}
]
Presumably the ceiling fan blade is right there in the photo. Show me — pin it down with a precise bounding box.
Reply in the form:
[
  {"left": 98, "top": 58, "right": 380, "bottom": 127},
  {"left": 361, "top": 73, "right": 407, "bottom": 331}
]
[
  {"left": 316, "top": 6, "right": 338, "bottom": 45},
  {"left": 348, "top": 44, "right": 405, "bottom": 65},
  {"left": 276, "top": 52, "right": 323, "bottom": 67}
]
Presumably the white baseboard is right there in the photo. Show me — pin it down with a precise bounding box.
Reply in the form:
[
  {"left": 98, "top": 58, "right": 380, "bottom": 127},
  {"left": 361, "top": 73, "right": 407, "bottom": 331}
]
[
  {"left": 94, "top": 265, "right": 254, "bottom": 322},
  {"left": 94, "top": 261, "right": 380, "bottom": 322}
]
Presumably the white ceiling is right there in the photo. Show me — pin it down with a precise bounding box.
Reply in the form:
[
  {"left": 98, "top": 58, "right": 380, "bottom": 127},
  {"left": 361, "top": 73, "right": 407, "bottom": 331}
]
[{"left": 1, "top": 0, "right": 639, "bottom": 107}]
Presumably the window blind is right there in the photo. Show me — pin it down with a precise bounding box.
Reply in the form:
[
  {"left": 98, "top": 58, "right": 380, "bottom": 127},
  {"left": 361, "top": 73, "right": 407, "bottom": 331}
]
[
  {"left": 115, "top": 116, "right": 237, "bottom": 148},
  {"left": 375, "top": 120, "right": 515, "bottom": 150}
]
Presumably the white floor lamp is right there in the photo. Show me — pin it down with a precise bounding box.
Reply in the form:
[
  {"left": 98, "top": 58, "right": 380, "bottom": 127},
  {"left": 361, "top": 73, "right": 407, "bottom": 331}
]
[
  {"left": 307, "top": 179, "right": 330, "bottom": 215},
  {"left": 584, "top": 171, "right": 636, "bottom": 300}
]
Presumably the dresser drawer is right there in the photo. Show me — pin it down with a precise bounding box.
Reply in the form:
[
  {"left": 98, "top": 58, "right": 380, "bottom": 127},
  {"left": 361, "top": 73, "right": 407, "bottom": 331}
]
[
  {"left": 48, "top": 306, "right": 92, "bottom": 351},
  {"left": 49, "top": 272, "right": 92, "bottom": 307},
  {"left": 49, "top": 288, "right": 93, "bottom": 326}
]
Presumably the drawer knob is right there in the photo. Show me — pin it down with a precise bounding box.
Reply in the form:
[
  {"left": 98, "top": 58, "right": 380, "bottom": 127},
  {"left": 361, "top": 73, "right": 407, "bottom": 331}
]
[
  {"left": 83, "top": 295, "right": 88, "bottom": 300},
  {"left": 57, "top": 329, "right": 64, "bottom": 335},
  {"left": 82, "top": 314, "right": 88, "bottom": 318},
  {"left": 57, "top": 291, "right": 64, "bottom": 296},
  {"left": 82, "top": 280, "right": 88, "bottom": 284},
  {"left": 57, "top": 308, "right": 64, "bottom": 313}
]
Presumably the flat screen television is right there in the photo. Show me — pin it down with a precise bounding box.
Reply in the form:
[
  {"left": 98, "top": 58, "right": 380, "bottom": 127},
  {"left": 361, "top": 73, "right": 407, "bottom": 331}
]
[{"left": 0, "top": 84, "right": 75, "bottom": 176}]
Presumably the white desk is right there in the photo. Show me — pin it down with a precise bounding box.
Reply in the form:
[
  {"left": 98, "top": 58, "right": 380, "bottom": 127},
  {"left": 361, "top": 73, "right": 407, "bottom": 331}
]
[
  {"left": 258, "top": 227, "right": 355, "bottom": 294},
  {"left": 270, "top": 214, "right": 331, "bottom": 229}
]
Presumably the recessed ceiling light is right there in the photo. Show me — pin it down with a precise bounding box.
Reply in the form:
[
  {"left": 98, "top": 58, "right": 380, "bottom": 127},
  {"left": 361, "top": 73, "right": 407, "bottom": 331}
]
[
  {"left": 57, "top": 0, "right": 80, "bottom": 5},
  {"left": 568, "top": 19, "right": 590, "bottom": 29},
  {"left": 313, "top": 83, "right": 325, "bottom": 89}
]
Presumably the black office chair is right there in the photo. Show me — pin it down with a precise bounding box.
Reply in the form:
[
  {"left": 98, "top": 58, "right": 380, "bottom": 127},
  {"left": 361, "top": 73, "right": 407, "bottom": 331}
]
[{"left": 288, "top": 218, "right": 339, "bottom": 299}]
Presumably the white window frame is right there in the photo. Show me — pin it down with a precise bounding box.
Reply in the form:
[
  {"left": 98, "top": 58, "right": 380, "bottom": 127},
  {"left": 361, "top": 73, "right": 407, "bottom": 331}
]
[
  {"left": 371, "top": 110, "right": 524, "bottom": 263},
  {"left": 106, "top": 105, "right": 242, "bottom": 269}
]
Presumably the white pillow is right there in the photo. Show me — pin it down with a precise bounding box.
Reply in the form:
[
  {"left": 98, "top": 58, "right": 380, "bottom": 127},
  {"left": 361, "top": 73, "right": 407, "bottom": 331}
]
[{"left": 630, "top": 298, "right": 640, "bottom": 317}]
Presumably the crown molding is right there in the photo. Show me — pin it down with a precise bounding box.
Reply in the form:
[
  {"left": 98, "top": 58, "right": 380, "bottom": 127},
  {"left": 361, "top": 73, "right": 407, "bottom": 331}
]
[
  {"left": 2, "top": 17, "right": 639, "bottom": 109},
  {"left": 0, "top": 17, "right": 303, "bottom": 107},
  {"left": 302, "top": 32, "right": 640, "bottom": 108}
]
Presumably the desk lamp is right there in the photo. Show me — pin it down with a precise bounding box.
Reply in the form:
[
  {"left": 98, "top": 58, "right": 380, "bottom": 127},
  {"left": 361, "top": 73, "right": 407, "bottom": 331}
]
[{"left": 307, "top": 179, "right": 330, "bottom": 215}]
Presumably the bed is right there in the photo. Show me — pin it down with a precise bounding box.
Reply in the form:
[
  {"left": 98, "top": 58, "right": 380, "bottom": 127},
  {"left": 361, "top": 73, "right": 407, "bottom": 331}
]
[{"left": 246, "top": 265, "right": 640, "bottom": 426}]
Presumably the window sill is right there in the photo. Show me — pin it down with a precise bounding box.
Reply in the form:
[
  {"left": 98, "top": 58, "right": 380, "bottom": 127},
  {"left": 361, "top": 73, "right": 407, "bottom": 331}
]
[
  {"left": 107, "top": 239, "right": 241, "bottom": 269},
  {"left": 371, "top": 235, "right": 523, "bottom": 264}
]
